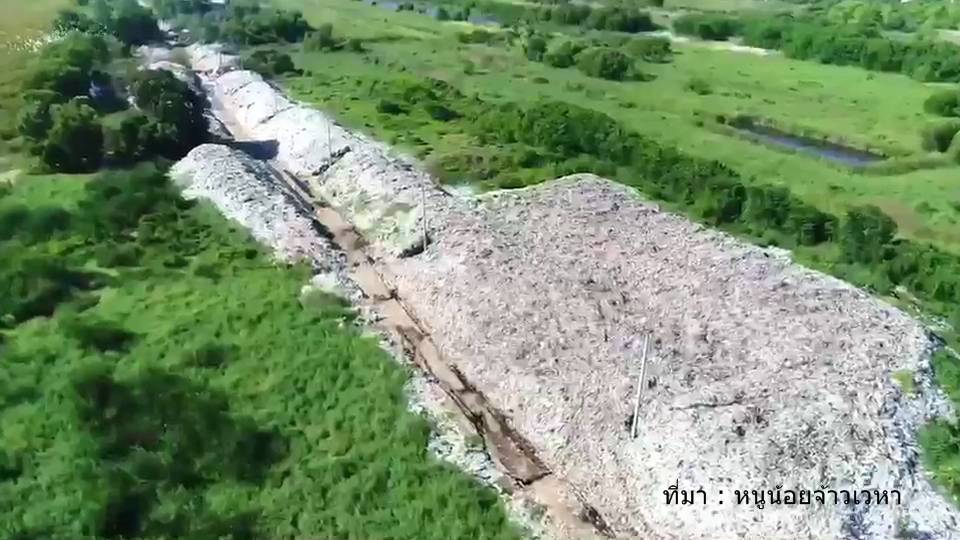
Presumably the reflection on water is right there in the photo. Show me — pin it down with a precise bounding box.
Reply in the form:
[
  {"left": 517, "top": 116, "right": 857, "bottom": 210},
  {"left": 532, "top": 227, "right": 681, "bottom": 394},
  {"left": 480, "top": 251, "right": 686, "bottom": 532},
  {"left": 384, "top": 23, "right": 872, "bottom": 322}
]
[{"left": 732, "top": 123, "right": 884, "bottom": 167}]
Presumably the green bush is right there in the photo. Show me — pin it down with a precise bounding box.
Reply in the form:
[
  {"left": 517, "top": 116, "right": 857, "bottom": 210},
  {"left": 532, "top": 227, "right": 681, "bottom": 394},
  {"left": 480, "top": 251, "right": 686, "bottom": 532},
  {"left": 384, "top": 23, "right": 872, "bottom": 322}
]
[
  {"left": 575, "top": 47, "right": 633, "bottom": 81},
  {"left": 458, "top": 29, "right": 495, "bottom": 44},
  {"left": 674, "top": 13, "right": 741, "bottom": 41},
  {"left": 686, "top": 77, "right": 713, "bottom": 95},
  {"left": 63, "top": 317, "right": 138, "bottom": 353},
  {"left": 627, "top": 36, "right": 672, "bottom": 63},
  {"left": 40, "top": 97, "right": 104, "bottom": 173},
  {"left": 246, "top": 50, "right": 300, "bottom": 77},
  {"left": 130, "top": 70, "right": 207, "bottom": 158},
  {"left": 424, "top": 102, "right": 460, "bottom": 121},
  {"left": 840, "top": 205, "right": 897, "bottom": 263},
  {"left": 922, "top": 120, "right": 960, "bottom": 152},
  {"left": 924, "top": 89, "right": 960, "bottom": 117},
  {"left": 376, "top": 99, "right": 405, "bottom": 115},
  {"left": 525, "top": 35, "right": 547, "bottom": 62},
  {"left": 544, "top": 40, "right": 585, "bottom": 68},
  {"left": 304, "top": 23, "right": 336, "bottom": 50},
  {"left": 219, "top": 3, "right": 311, "bottom": 45}
]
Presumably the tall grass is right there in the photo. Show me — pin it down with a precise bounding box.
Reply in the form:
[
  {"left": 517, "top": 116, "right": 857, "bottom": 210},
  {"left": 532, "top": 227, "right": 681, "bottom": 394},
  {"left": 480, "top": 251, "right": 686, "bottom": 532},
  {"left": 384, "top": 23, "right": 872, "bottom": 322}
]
[{"left": 0, "top": 168, "right": 522, "bottom": 540}]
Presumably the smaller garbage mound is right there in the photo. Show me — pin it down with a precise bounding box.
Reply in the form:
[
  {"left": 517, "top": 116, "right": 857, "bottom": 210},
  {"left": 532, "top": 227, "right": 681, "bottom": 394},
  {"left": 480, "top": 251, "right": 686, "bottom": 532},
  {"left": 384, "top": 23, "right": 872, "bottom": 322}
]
[
  {"left": 209, "top": 70, "right": 356, "bottom": 177},
  {"left": 201, "top": 67, "right": 425, "bottom": 256},
  {"left": 170, "top": 144, "right": 341, "bottom": 271},
  {"left": 187, "top": 42, "right": 240, "bottom": 74}
]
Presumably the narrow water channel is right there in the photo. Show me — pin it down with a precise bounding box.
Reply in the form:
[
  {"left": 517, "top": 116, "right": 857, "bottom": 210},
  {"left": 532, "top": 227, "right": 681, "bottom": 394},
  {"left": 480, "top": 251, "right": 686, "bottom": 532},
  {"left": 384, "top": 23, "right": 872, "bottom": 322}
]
[{"left": 732, "top": 123, "right": 884, "bottom": 167}]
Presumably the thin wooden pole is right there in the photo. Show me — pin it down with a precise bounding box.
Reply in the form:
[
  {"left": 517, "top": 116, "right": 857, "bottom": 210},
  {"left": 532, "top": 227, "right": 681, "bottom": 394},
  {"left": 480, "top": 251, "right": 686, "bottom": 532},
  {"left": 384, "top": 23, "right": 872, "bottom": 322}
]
[{"left": 630, "top": 334, "right": 650, "bottom": 439}]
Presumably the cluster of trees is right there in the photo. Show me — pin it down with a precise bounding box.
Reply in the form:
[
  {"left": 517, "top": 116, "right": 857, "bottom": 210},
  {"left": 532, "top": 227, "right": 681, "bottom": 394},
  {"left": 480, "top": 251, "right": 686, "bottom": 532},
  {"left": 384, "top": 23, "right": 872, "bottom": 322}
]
[
  {"left": 525, "top": 36, "right": 640, "bottom": 80},
  {"left": 114, "top": 69, "right": 208, "bottom": 163},
  {"left": 56, "top": 0, "right": 161, "bottom": 47},
  {"left": 156, "top": 0, "right": 311, "bottom": 45},
  {"left": 538, "top": 4, "right": 657, "bottom": 33},
  {"left": 823, "top": 0, "right": 960, "bottom": 33},
  {"left": 626, "top": 36, "right": 672, "bottom": 63},
  {"left": 17, "top": 31, "right": 206, "bottom": 172},
  {"left": 468, "top": 1, "right": 657, "bottom": 33},
  {"left": 219, "top": 2, "right": 311, "bottom": 45},
  {"left": 302, "top": 22, "right": 363, "bottom": 52},
  {"left": 673, "top": 13, "right": 741, "bottom": 41},
  {"left": 919, "top": 90, "right": 960, "bottom": 160},
  {"left": 737, "top": 15, "right": 960, "bottom": 82},
  {"left": 18, "top": 33, "right": 112, "bottom": 172}
]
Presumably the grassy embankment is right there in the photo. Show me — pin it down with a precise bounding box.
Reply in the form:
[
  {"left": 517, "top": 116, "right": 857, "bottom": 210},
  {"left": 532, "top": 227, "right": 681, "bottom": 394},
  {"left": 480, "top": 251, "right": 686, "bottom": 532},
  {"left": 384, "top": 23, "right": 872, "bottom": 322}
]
[
  {"left": 0, "top": 3, "right": 523, "bottom": 539},
  {"left": 277, "top": 0, "right": 960, "bottom": 253}
]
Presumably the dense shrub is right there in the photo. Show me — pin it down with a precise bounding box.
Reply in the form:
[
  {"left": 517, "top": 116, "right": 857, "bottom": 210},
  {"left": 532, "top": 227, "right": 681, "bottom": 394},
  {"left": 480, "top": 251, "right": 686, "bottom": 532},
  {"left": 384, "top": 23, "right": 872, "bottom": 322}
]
[
  {"left": 575, "top": 47, "right": 633, "bottom": 81},
  {"left": 525, "top": 35, "right": 547, "bottom": 62},
  {"left": 304, "top": 23, "right": 336, "bottom": 51},
  {"left": 533, "top": 4, "right": 655, "bottom": 33},
  {"left": 737, "top": 14, "right": 960, "bottom": 82},
  {"left": 25, "top": 32, "right": 109, "bottom": 99},
  {"left": 583, "top": 7, "right": 656, "bottom": 33},
  {"left": 54, "top": 9, "right": 105, "bottom": 33},
  {"left": 924, "top": 89, "right": 960, "bottom": 117},
  {"left": 219, "top": 2, "right": 311, "bottom": 45},
  {"left": 921, "top": 120, "right": 960, "bottom": 152},
  {"left": 457, "top": 29, "right": 496, "bottom": 44},
  {"left": 64, "top": 317, "right": 138, "bottom": 353},
  {"left": 674, "top": 13, "right": 741, "bottom": 41},
  {"left": 246, "top": 50, "right": 300, "bottom": 77},
  {"left": 111, "top": 0, "right": 162, "bottom": 46},
  {"left": 627, "top": 36, "right": 672, "bottom": 63},
  {"left": 686, "top": 77, "right": 713, "bottom": 95},
  {"left": 40, "top": 98, "right": 104, "bottom": 173},
  {"left": 424, "top": 102, "right": 460, "bottom": 121},
  {"left": 0, "top": 249, "right": 93, "bottom": 326},
  {"left": 130, "top": 70, "right": 207, "bottom": 158},
  {"left": 840, "top": 205, "right": 898, "bottom": 263},
  {"left": 376, "top": 99, "right": 405, "bottom": 115},
  {"left": 544, "top": 40, "right": 585, "bottom": 68}
]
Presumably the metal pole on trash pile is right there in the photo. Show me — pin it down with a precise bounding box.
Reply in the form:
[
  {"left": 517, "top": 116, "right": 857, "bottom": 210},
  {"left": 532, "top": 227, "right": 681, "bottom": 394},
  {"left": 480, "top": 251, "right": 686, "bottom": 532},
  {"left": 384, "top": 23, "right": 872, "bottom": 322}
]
[{"left": 630, "top": 334, "right": 650, "bottom": 439}]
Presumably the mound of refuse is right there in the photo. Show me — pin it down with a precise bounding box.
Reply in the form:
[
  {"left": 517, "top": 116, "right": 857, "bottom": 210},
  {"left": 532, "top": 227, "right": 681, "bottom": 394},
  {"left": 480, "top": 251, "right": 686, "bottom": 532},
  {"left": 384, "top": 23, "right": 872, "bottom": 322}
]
[
  {"left": 384, "top": 176, "right": 957, "bottom": 539},
  {"left": 170, "top": 143, "right": 342, "bottom": 271},
  {"left": 187, "top": 48, "right": 960, "bottom": 539}
]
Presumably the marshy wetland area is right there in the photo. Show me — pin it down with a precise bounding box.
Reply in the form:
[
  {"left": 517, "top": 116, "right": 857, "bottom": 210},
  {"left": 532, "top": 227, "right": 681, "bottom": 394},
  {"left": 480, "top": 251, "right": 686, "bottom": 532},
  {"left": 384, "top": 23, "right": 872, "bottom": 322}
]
[{"left": 9, "top": 0, "right": 960, "bottom": 538}]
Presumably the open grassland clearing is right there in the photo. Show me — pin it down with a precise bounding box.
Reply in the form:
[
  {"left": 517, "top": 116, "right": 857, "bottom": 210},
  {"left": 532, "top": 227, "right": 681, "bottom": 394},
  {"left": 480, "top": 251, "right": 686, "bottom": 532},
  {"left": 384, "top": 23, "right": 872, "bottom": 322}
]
[{"left": 0, "top": 0, "right": 72, "bottom": 46}]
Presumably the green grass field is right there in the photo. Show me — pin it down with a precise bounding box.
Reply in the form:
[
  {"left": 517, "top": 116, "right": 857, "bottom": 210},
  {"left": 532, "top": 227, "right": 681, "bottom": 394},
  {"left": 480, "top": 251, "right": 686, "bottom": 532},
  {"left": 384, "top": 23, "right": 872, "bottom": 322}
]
[
  {"left": 276, "top": 0, "right": 960, "bottom": 251},
  {"left": 0, "top": 0, "right": 71, "bottom": 45}
]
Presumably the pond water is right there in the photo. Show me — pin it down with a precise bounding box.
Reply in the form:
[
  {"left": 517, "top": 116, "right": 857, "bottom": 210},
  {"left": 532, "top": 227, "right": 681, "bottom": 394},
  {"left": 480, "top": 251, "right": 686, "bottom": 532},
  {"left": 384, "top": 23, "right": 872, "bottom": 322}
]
[{"left": 732, "top": 123, "right": 884, "bottom": 167}]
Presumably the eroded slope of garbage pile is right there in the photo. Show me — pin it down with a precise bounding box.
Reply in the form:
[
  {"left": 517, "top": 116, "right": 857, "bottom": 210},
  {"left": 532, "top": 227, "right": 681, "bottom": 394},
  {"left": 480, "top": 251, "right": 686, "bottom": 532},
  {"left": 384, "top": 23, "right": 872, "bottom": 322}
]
[
  {"left": 170, "top": 143, "right": 341, "bottom": 270},
  {"left": 184, "top": 45, "right": 959, "bottom": 539}
]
